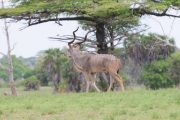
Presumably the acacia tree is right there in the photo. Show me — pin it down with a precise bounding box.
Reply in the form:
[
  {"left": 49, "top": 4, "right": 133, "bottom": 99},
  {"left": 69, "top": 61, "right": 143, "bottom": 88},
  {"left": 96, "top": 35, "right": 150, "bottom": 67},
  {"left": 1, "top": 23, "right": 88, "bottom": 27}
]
[{"left": 0, "top": 0, "right": 179, "bottom": 53}]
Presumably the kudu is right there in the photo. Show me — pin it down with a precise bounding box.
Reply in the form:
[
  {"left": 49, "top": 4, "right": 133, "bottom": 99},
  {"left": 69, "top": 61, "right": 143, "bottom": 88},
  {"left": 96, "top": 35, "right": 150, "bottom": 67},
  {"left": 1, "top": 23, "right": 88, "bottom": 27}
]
[{"left": 67, "top": 28, "right": 125, "bottom": 92}]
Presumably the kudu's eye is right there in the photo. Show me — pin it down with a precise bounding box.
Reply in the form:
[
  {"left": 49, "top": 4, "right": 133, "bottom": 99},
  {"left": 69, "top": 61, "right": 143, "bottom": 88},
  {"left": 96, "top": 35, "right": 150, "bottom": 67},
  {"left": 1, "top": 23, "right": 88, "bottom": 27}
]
[
  {"left": 72, "top": 44, "right": 76, "bottom": 48},
  {"left": 73, "top": 44, "right": 78, "bottom": 48}
]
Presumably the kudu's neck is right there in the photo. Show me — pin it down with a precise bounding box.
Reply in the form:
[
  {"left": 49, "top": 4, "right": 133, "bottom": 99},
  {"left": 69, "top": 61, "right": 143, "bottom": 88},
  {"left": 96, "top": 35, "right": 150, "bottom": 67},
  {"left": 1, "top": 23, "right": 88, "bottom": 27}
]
[
  {"left": 71, "top": 49, "right": 83, "bottom": 59},
  {"left": 70, "top": 49, "right": 85, "bottom": 71},
  {"left": 70, "top": 49, "right": 85, "bottom": 64}
]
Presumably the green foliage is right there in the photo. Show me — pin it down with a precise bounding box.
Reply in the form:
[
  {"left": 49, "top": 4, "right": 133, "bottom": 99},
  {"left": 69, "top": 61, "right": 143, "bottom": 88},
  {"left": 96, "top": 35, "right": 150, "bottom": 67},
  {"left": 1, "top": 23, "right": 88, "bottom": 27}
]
[
  {"left": 1, "top": 0, "right": 179, "bottom": 21},
  {"left": 142, "top": 52, "right": 180, "bottom": 89},
  {"left": 0, "top": 55, "right": 32, "bottom": 82},
  {"left": 168, "top": 52, "right": 180, "bottom": 86},
  {"left": 35, "top": 48, "right": 60, "bottom": 85},
  {"left": 23, "top": 69, "right": 35, "bottom": 79},
  {"left": 12, "top": 56, "right": 33, "bottom": 80},
  {"left": 58, "top": 53, "right": 71, "bottom": 79},
  {"left": 142, "top": 60, "right": 173, "bottom": 89},
  {"left": 24, "top": 76, "right": 40, "bottom": 91},
  {"left": 35, "top": 48, "right": 66, "bottom": 87},
  {"left": 34, "top": 54, "right": 49, "bottom": 86},
  {"left": 85, "top": 0, "right": 132, "bottom": 18},
  {"left": 43, "top": 48, "right": 62, "bottom": 73},
  {"left": 0, "top": 71, "right": 7, "bottom": 82}
]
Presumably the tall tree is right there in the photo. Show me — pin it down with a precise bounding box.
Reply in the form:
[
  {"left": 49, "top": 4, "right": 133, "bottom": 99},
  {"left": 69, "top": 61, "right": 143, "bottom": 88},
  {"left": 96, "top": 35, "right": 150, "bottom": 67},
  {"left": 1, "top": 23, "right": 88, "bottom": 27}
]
[{"left": 0, "top": 0, "right": 17, "bottom": 96}]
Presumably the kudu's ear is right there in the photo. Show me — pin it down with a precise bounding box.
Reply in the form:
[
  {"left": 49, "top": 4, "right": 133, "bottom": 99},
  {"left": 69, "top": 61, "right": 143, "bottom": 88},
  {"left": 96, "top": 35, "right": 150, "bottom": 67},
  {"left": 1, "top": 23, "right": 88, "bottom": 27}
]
[
  {"left": 68, "top": 27, "right": 79, "bottom": 47},
  {"left": 75, "top": 29, "right": 95, "bottom": 46}
]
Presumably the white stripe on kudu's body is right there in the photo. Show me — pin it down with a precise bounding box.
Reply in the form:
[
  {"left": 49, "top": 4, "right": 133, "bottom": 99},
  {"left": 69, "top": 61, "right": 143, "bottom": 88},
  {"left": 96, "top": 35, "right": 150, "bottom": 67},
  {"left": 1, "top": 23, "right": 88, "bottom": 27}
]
[{"left": 67, "top": 28, "right": 125, "bottom": 92}]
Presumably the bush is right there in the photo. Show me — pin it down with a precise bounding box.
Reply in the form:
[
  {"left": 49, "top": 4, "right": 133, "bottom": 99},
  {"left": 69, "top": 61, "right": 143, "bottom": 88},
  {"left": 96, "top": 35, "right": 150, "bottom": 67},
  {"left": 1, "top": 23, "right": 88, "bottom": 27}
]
[
  {"left": 168, "top": 52, "right": 180, "bottom": 87},
  {"left": 141, "top": 52, "right": 180, "bottom": 89},
  {"left": 142, "top": 60, "right": 173, "bottom": 89},
  {"left": 24, "top": 76, "right": 40, "bottom": 91}
]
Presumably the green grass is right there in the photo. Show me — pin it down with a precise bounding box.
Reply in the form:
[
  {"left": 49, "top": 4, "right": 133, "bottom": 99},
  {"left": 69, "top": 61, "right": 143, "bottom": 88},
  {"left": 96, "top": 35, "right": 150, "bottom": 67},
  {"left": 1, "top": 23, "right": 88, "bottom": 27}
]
[{"left": 0, "top": 87, "right": 180, "bottom": 120}]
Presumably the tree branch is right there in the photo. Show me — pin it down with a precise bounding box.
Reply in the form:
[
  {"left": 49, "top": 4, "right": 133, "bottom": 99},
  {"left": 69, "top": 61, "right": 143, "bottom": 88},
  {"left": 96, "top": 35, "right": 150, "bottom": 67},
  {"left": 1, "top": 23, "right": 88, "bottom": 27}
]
[
  {"left": 0, "top": 51, "right": 6, "bottom": 56},
  {"left": 14, "top": 16, "right": 98, "bottom": 27},
  {"left": 49, "top": 35, "right": 97, "bottom": 44},
  {"left": 134, "top": 6, "right": 180, "bottom": 18},
  {"left": 10, "top": 43, "right": 16, "bottom": 53},
  {"left": 153, "top": 35, "right": 176, "bottom": 47}
]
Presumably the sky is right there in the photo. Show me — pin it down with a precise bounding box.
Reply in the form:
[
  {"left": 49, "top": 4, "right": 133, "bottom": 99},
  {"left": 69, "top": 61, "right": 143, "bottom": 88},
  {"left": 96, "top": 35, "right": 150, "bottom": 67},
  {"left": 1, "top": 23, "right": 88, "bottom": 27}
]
[
  {"left": 0, "top": 2, "right": 180, "bottom": 58},
  {"left": 0, "top": 20, "right": 85, "bottom": 58},
  {"left": 141, "top": 15, "right": 180, "bottom": 46}
]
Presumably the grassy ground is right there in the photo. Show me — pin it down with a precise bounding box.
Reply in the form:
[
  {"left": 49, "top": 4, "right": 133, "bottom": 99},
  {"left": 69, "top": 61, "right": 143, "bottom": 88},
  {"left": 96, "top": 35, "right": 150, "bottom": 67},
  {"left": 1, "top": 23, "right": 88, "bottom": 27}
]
[{"left": 0, "top": 87, "right": 180, "bottom": 120}]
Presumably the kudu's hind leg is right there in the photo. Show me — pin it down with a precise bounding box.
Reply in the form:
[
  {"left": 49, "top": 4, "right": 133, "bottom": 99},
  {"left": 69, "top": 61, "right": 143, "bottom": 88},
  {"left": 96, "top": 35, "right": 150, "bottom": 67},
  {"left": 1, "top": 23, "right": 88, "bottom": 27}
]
[
  {"left": 118, "top": 75, "right": 125, "bottom": 91},
  {"left": 92, "top": 82, "right": 101, "bottom": 92},
  {"left": 110, "top": 72, "right": 125, "bottom": 91},
  {"left": 107, "top": 75, "right": 114, "bottom": 92}
]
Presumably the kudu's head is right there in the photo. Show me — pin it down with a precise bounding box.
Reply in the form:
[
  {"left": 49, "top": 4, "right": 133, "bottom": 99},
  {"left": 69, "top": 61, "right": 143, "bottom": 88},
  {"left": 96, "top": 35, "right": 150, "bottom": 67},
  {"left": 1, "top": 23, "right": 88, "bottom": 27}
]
[{"left": 67, "top": 27, "right": 92, "bottom": 58}]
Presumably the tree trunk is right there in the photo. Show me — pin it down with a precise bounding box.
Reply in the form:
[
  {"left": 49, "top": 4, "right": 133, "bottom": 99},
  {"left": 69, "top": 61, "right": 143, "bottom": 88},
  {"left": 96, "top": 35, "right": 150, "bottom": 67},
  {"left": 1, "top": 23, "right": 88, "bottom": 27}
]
[
  {"left": 95, "top": 22, "right": 110, "bottom": 91},
  {"left": 52, "top": 72, "right": 61, "bottom": 93},
  {"left": 109, "top": 27, "right": 115, "bottom": 52},
  {"left": 96, "top": 22, "right": 108, "bottom": 54},
  {"left": 2, "top": 0, "right": 17, "bottom": 96},
  {"left": 5, "top": 21, "right": 17, "bottom": 96}
]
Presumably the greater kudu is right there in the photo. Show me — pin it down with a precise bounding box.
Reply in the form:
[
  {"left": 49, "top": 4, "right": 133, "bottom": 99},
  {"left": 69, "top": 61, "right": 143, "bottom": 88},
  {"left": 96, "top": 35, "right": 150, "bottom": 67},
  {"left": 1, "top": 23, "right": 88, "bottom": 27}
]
[{"left": 67, "top": 28, "right": 125, "bottom": 92}]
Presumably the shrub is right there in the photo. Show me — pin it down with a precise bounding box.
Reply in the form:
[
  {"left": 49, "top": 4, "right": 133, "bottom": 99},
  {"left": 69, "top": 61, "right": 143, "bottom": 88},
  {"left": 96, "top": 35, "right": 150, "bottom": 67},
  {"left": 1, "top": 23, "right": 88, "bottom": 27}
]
[
  {"left": 24, "top": 76, "right": 40, "bottom": 91},
  {"left": 141, "top": 52, "right": 180, "bottom": 89},
  {"left": 168, "top": 52, "right": 180, "bottom": 87},
  {"left": 141, "top": 60, "right": 173, "bottom": 89}
]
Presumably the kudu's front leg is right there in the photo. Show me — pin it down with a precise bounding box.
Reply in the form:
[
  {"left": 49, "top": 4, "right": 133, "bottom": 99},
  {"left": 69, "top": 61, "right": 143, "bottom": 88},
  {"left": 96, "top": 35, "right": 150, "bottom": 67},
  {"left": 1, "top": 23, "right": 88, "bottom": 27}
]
[
  {"left": 86, "top": 80, "right": 90, "bottom": 92},
  {"left": 89, "top": 73, "right": 101, "bottom": 92},
  {"left": 83, "top": 72, "right": 90, "bottom": 92}
]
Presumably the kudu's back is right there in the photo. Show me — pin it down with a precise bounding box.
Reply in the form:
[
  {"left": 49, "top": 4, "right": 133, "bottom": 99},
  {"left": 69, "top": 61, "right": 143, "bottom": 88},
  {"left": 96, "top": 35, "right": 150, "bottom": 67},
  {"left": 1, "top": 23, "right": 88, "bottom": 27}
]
[{"left": 86, "top": 53, "right": 122, "bottom": 73}]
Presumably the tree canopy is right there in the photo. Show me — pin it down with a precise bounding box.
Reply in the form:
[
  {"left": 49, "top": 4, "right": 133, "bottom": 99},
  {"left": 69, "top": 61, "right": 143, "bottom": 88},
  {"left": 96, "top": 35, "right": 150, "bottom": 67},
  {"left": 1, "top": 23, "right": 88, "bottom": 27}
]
[
  {"left": 0, "top": 0, "right": 179, "bottom": 54},
  {"left": 0, "top": 0, "right": 180, "bottom": 25}
]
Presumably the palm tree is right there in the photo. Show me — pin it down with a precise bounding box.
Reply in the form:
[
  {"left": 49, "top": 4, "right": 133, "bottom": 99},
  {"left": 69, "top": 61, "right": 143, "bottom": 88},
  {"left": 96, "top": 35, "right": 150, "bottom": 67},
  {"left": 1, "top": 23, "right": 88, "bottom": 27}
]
[{"left": 43, "top": 48, "right": 62, "bottom": 92}]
